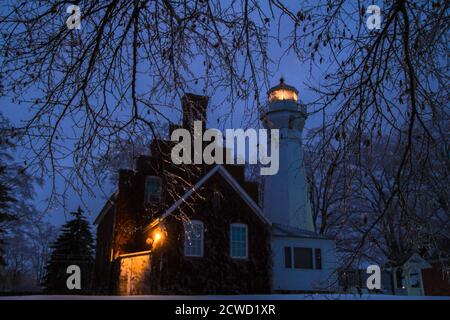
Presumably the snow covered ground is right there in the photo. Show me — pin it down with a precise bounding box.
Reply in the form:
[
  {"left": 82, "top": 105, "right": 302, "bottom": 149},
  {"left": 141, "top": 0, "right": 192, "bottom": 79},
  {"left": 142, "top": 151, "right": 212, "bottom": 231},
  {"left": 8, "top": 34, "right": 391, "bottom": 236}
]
[{"left": 0, "top": 294, "right": 448, "bottom": 300}]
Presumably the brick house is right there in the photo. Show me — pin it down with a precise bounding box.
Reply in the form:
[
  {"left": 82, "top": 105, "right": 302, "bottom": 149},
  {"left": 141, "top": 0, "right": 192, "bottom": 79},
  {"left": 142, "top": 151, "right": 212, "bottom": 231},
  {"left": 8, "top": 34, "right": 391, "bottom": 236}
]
[{"left": 93, "top": 94, "right": 272, "bottom": 294}]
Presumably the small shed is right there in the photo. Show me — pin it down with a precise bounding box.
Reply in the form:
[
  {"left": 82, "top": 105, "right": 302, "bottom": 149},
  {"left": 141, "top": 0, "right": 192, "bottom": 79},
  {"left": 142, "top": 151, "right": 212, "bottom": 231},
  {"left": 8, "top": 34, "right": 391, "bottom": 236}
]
[{"left": 385, "top": 253, "right": 432, "bottom": 296}]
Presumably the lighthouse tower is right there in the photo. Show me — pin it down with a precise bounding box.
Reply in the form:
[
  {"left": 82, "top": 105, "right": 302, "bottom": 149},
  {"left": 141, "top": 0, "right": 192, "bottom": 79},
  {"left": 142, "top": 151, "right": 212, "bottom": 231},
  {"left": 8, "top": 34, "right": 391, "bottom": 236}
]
[
  {"left": 262, "top": 79, "right": 337, "bottom": 292},
  {"left": 262, "top": 78, "right": 314, "bottom": 232}
]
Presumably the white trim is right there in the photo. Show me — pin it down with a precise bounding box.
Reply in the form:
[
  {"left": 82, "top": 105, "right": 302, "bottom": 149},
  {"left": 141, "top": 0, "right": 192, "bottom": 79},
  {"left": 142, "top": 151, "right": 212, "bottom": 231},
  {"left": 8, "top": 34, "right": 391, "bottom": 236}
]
[
  {"left": 94, "top": 191, "right": 118, "bottom": 225},
  {"left": 216, "top": 166, "right": 271, "bottom": 225},
  {"left": 154, "top": 166, "right": 220, "bottom": 226},
  {"left": 230, "top": 223, "right": 248, "bottom": 259},
  {"left": 184, "top": 220, "right": 204, "bottom": 257},
  {"left": 117, "top": 250, "right": 152, "bottom": 259},
  {"left": 144, "top": 165, "right": 270, "bottom": 232}
]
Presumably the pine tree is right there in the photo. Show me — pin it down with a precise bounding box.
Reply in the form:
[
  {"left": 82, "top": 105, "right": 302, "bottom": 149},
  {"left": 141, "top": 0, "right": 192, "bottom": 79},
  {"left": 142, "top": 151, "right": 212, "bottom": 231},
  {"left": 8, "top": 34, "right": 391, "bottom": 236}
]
[
  {"left": 0, "top": 165, "right": 16, "bottom": 266},
  {"left": 43, "top": 207, "right": 94, "bottom": 294}
]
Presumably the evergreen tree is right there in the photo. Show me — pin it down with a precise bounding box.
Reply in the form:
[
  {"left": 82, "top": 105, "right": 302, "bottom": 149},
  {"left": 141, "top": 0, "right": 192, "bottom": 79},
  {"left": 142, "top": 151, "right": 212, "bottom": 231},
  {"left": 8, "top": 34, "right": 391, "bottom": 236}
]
[
  {"left": 43, "top": 207, "right": 94, "bottom": 294},
  {"left": 0, "top": 167, "right": 15, "bottom": 266},
  {"left": 1, "top": 114, "right": 38, "bottom": 269},
  {"left": 0, "top": 165, "right": 16, "bottom": 266}
]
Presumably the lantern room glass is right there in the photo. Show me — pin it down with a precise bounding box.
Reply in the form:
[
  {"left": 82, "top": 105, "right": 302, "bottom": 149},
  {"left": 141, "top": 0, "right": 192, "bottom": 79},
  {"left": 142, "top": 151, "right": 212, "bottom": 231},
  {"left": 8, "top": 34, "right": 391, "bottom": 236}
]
[{"left": 268, "top": 88, "right": 298, "bottom": 102}]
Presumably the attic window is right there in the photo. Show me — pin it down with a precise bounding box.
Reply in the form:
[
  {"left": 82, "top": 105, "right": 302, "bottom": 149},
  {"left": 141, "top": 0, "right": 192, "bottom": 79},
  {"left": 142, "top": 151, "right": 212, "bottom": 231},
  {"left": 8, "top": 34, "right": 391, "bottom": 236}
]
[{"left": 144, "top": 176, "right": 162, "bottom": 203}]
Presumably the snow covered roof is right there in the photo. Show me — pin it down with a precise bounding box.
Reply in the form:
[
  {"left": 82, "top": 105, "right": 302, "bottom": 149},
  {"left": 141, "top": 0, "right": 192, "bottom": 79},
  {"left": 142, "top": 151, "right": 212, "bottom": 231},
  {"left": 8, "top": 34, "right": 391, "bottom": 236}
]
[{"left": 271, "top": 223, "right": 331, "bottom": 240}]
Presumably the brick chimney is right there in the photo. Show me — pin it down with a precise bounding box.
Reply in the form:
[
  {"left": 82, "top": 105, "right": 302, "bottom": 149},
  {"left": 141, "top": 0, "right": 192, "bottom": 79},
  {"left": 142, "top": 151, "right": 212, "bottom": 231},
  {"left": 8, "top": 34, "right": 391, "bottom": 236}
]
[{"left": 182, "top": 93, "right": 208, "bottom": 133}]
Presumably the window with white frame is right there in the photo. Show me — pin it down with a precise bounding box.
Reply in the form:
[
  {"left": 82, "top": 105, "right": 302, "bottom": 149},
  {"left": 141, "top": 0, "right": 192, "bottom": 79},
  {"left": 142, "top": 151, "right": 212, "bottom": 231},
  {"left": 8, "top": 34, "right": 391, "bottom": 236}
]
[
  {"left": 144, "top": 176, "right": 162, "bottom": 203},
  {"left": 230, "top": 223, "right": 248, "bottom": 259},
  {"left": 184, "top": 220, "right": 204, "bottom": 257},
  {"left": 285, "top": 246, "right": 322, "bottom": 270}
]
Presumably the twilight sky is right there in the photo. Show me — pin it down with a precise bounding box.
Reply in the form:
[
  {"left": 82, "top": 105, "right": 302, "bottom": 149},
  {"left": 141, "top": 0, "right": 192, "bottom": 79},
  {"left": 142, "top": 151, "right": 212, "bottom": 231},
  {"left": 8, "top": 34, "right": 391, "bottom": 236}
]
[{"left": 0, "top": 2, "right": 355, "bottom": 227}]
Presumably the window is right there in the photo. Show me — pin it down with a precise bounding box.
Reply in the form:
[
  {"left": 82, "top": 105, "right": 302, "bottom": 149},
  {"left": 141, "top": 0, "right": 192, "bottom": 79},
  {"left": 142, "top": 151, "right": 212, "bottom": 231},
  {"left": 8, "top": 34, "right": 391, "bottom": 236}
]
[
  {"left": 314, "top": 248, "right": 322, "bottom": 270},
  {"left": 144, "top": 176, "right": 162, "bottom": 203},
  {"left": 293, "top": 247, "right": 313, "bottom": 269},
  {"left": 184, "top": 220, "right": 203, "bottom": 257},
  {"left": 230, "top": 223, "right": 248, "bottom": 259},
  {"left": 284, "top": 247, "right": 292, "bottom": 268}
]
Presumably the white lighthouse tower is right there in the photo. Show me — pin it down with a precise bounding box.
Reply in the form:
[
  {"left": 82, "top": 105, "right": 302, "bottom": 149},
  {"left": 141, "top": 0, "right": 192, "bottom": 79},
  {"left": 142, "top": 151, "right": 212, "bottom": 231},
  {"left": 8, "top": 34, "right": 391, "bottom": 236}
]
[
  {"left": 262, "top": 79, "right": 337, "bottom": 292},
  {"left": 262, "top": 78, "right": 314, "bottom": 231}
]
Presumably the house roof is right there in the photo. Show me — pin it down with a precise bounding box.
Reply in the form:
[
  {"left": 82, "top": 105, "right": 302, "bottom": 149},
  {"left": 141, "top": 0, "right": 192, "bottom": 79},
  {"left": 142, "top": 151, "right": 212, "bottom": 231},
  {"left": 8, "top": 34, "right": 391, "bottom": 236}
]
[
  {"left": 384, "top": 252, "right": 433, "bottom": 269},
  {"left": 405, "top": 253, "right": 432, "bottom": 268},
  {"left": 144, "top": 164, "right": 271, "bottom": 232},
  {"left": 94, "top": 192, "right": 118, "bottom": 225},
  {"left": 271, "top": 223, "right": 330, "bottom": 240}
]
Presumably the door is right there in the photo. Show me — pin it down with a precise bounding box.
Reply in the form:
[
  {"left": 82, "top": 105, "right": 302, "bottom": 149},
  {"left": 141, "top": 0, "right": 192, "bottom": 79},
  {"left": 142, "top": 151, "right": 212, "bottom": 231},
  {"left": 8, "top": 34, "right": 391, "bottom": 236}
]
[{"left": 118, "top": 253, "right": 151, "bottom": 295}]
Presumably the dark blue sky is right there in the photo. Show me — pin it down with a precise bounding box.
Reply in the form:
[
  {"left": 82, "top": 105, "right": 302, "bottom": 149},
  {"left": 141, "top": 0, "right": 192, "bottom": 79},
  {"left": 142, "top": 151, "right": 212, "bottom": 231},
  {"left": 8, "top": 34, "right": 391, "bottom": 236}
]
[{"left": 0, "top": 2, "right": 337, "bottom": 227}]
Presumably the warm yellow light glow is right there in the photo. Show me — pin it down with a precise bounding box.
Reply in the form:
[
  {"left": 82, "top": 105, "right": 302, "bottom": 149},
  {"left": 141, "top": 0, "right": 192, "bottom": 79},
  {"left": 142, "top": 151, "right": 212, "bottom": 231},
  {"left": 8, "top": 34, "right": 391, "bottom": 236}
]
[
  {"left": 147, "top": 227, "right": 165, "bottom": 248},
  {"left": 118, "top": 253, "right": 151, "bottom": 295},
  {"left": 269, "top": 89, "right": 298, "bottom": 102}
]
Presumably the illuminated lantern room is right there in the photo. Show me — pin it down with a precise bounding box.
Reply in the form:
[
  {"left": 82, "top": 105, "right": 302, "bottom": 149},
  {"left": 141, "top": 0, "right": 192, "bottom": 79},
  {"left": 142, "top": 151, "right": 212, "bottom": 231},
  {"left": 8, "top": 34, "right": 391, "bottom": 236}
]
[
  {"left": 263, "top": 78, "right": 307, "bottom": 131},
  {"left": 268, "top": 77, "right": 298, "bottom": 103}
]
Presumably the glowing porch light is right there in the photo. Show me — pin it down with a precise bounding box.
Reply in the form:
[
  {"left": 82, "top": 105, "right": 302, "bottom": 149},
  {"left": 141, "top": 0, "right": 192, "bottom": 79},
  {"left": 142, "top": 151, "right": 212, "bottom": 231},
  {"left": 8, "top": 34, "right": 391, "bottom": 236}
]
[
  {"left": 153, "top": 231, "right": 162, "bottom": 243},
  {"left": 146, "top": 227, "right": 165, "bottom": 248}
]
